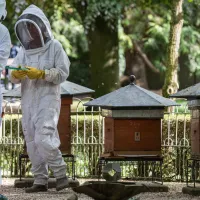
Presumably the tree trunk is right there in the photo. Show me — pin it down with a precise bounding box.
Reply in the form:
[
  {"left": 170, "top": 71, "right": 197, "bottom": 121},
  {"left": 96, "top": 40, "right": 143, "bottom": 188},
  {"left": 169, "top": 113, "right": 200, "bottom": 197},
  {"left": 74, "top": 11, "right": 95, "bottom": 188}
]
[
  {"left": 162, "top": 0, "right": 184, "bottom": 97},
  {"left": 87, "top": 17, "right": 119, "bottom": 97},
  {"left": 121, "top": 48, "right": 148, "bottom": 89}
]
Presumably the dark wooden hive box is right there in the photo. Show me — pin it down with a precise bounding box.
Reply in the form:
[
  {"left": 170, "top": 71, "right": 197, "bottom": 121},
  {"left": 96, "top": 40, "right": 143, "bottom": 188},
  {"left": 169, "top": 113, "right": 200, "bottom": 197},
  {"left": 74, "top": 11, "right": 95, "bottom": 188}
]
[{"left": 104, "top": 117, "right": 161, "bottom": 156}]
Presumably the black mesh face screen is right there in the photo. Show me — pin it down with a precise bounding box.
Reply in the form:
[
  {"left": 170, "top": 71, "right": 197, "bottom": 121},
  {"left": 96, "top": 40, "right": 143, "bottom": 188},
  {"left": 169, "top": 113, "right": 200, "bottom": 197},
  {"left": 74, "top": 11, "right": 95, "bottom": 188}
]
[{"left": 16, "top": 14, "right": 51, "bottom": 50}]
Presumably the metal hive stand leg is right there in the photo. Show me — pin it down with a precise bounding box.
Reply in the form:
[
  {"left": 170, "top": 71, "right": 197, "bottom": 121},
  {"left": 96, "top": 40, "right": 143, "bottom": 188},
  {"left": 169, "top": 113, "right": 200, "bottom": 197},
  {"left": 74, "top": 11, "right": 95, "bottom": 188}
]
[
  {"left": 19, "top": 154, "right": 29, "bottom": 181},
  {"left": 62, "top": 154, "right": 76, "bottom": 180},
  {"left": 19, "top": 154, "right": 22, "bottom": 181},
  {"left": 18, "top": 154, "right": 77, "bottom": 180}
]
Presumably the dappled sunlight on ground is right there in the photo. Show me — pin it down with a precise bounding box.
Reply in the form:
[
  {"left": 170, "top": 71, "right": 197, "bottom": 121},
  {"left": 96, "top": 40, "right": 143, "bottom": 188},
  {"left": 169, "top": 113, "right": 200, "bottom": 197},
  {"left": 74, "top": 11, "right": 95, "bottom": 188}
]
[
  {"left": 0, "top": 179, "right": 200, "bottom": 199},
  {"left": 0, "top": 179, "right": 93, "bottom": 200}
]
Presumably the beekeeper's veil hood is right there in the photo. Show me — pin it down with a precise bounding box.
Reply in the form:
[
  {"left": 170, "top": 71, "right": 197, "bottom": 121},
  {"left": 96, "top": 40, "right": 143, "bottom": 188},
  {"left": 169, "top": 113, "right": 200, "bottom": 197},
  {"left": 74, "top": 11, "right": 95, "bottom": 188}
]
[{"left": 15, "top": 4, "right": 53, "bottom": 51}]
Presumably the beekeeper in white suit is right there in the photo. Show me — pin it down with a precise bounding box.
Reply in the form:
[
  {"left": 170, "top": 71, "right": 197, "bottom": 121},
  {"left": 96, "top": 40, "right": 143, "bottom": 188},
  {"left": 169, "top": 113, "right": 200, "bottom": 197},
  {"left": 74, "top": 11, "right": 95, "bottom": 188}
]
[
  {"left": 0, "top": 0, "right": 11, "bottom": 120},
  {"left": 10, "top": 4, "right": 70, "bottom": 193}
]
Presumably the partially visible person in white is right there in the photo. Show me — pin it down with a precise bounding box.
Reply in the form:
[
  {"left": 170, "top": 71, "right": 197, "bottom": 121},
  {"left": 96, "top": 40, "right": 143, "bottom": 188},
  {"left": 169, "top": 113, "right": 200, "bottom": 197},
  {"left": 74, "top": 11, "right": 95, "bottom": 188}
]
[
  {"left": 0, "top": 0, "right": 11, "bottom": 121},
  {"left": 0, "top": 0, "right": 11, "bottom": 186}
]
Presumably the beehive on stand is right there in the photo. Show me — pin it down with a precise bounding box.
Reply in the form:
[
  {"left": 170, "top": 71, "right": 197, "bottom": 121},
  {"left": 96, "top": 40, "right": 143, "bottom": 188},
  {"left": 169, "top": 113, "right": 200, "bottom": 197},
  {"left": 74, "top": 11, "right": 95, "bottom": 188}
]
[
  {"left": 171, "top": 82, "right": 200, "bottom": 159},
  {"left": 85, "top": 75, "right": 178, "bottom": 156},
  {"left": 4, "top": 81, "right": 94, "bottom": 154}
]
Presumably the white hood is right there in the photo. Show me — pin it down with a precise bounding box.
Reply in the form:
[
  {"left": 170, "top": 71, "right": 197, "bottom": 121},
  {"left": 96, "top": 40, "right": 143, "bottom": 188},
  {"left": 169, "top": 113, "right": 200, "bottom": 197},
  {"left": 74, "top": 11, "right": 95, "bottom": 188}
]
[
  {"left": 20, "top": 4, "right": 53, "bottom": 39},
  {"left": 15, "top": 4, "right": 54, "bottom": 54},
  {"left": 0, "top": 0, "right": 7, "bottom": 20}
]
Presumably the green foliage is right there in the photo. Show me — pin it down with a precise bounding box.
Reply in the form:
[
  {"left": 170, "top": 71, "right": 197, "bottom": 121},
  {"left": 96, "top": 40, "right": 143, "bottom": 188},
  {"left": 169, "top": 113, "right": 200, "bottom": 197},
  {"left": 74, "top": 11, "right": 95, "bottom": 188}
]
[
  {"left": 118, "top": 23, "right": 132, "bottom": 50},
  {"left": 71, "top": 115, "right": 102, "bottom": 141},
  {"left": 70, "top": 0, "right": 123, "bottom": 30},
  {"left": 52, "top": 18, "right": 88, "bottom": 58},
  {"left": 144, "top": 10, "right": 170, "bottom": 72},
  {"left": 49, "top": 2, "right": 91, "bottom": 87},
  {"left": 119, "top": 0, "right": 200, "bottom": 83},
  {"left": 2, "top": 115, "right": 23, "bottom": 139},
  {"left": 67, "top": 54, "right": 91, "bottom": 87},
  {"left": 180, "top": 2, "right": 200, "bottom": 73},
  {"left": 3, "top": 0, "right": 200, "bottom": 94},
  {"left": 162, "top": 114, "right": 191, "bottom": 180},
  {"left": 0, "top": 116, "right": 23, "bottom": 177},
  {"left": 120, "top": 4, "right": 171, "bottom": 73}
]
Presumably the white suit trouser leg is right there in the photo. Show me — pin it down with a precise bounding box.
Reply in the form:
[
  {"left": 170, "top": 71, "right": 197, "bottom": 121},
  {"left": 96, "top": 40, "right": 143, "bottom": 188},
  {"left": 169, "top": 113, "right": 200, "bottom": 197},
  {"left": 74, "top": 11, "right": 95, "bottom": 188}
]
[{"left": 22, "top": 105, "right": 66, "bottom": 185}]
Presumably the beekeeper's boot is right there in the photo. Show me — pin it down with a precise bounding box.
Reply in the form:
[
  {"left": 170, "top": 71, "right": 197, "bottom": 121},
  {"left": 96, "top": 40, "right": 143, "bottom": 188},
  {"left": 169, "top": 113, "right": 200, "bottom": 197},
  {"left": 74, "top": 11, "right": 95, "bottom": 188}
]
[
  {"left": 25, "top": 184, "right": 48, "bottom": 193},
  {"left": 56, "top": 176, "right": 69, "bottom": 191}
]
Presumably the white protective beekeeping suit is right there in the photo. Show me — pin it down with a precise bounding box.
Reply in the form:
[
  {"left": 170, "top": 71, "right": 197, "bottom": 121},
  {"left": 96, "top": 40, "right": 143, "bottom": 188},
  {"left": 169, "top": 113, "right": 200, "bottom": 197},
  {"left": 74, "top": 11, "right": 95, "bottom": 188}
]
[
  {"left": 10, "top": 5, "right": 70, "bottom": 186},
  {"left": 0, "top": 0, "right": 11, "bottom": 119}
]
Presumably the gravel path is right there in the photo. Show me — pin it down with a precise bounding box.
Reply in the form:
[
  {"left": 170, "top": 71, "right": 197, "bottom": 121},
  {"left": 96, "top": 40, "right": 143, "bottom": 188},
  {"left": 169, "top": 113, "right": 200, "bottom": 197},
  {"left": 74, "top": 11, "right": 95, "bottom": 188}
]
[
  {"left": 134, "top": 182, "right": 200, "bottom": 200},
  {"left": 0, "top": 179, "right": 200, "bottom": 199},
  {"left": 0, "top": 179, "right": 93, "bottom": 200}
]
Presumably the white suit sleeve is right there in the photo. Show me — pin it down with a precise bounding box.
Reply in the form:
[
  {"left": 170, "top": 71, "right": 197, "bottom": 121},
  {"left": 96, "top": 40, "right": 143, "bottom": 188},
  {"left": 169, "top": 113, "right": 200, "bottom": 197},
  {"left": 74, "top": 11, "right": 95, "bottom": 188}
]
[
  {"left": 44, "top": 41, "right": 70, "bottom": 84},
  {"left": 9, "top": 47, "right": 23, "bottom": 84},
  {"left": 0, "top": 29, "right": 11, "bottom": 71}
]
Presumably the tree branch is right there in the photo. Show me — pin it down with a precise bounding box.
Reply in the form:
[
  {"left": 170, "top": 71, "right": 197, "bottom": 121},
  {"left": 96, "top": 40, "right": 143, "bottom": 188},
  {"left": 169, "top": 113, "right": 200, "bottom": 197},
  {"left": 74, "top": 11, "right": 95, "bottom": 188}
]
[{"left": 133, "top": 41, "right": 160, "bottom": 74}]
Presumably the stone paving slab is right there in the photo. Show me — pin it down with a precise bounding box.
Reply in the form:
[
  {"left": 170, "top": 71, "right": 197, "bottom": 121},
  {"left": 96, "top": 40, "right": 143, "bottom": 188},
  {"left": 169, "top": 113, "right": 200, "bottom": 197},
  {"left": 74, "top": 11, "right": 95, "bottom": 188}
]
[{"left": 73, "top": 181, "right": 168, "bottom": 200}]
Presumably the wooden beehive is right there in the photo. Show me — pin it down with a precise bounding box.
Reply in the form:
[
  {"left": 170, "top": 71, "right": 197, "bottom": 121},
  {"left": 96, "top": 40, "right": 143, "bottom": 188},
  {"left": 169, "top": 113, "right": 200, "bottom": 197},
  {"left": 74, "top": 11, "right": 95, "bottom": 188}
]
[
  {"left": 171, "top": 83, "right": 200, "bottom": 158},
  {"left": 188, "top": 101, "right": 200, "bottom": 158},
  {"left": 85, "top": 75, "right": 177, "bottom": 156},
  {"left": 104, "top": 118, "right": 161, "bottom": 155},
  {"left": 190, "top": 110, "right": 200, "bottom": 157},
  {"left": 57, "top": 97, "right": 73, "bottom": 154}
]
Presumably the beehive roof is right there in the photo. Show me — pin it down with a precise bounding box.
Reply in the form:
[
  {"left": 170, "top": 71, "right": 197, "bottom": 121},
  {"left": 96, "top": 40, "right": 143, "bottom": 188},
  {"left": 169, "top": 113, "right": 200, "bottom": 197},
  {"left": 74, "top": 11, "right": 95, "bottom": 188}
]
[
  {"left": 3, "top": 81, "right": 94, "bottom": 98},
  {"left": 170, "top": 82, "right": 200, "bottom": 99},
  {"left": 85, "top": 76, "right": 178, "bottom": 109}
]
